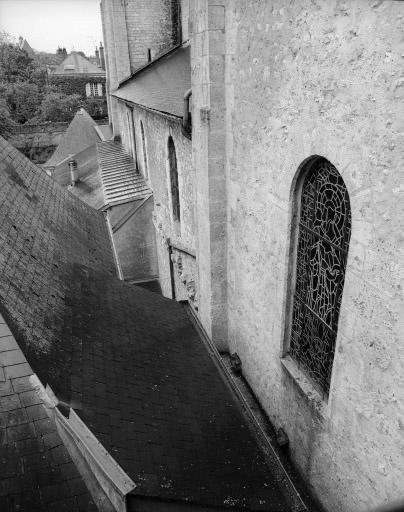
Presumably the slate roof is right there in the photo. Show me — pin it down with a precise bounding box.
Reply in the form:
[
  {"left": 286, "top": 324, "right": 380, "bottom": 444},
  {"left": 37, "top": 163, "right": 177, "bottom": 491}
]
[
  {"left": 45, "top": 108, "right": 101, "bottom": 168},
  {"left": 51, "top": 52, "right": 105, "bottom": 76},
  {"left": 113, "top": 46, "right": 190, "bottom": 117},
  {"left": 0, "top": 136, "right": 301, "bottom": 511},
  {"left": 0, "top": 314, "right": 97, "bottom": 512},
  {"left": 97, "top": 141, "right": 152, "bottom": 207},
  {"left": 0, "top": 136, "right": 114, "bottom": 510},
  {"left": 52, "top": 144, "right": 105, "bottom": 210}
]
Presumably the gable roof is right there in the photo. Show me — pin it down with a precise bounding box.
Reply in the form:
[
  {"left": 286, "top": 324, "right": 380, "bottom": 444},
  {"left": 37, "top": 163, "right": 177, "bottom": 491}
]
[
  {"left": 19, "top": 37, "right": 35, "bottom": 57},
  {"left": 51, "top": 51, "right": 105, "bottom": 76},
  {"left": 97, "top": 141, "right": 152, "bottom": 207},
  {"left": 45, "top": 108, "right": 101, "bottom": 168},
  {"left": 52, "top": 144, "right": 105, "bottom": 210},
  {"left": 112, "top": 46, "right": 190, "bottom": 117},
  {"left": 0, "top": 136, "right": 303, "bottom": 512}
]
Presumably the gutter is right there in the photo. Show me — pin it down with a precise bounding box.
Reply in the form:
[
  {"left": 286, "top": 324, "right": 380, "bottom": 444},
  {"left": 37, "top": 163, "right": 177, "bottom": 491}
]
[
  {"left": 103, "top": 210, "right": 123, "bottom": 280},
  {"left": 110, "top": 95, "right": 182, "bottom": 122},
  {"left": 117, "top": 43, "right": 184, "bottom": 88}
]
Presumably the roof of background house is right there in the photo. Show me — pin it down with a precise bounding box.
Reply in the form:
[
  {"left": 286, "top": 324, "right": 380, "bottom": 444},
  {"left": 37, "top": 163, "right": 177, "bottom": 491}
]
[
  {"left": 50, "top": 51, "right": 105, "bottom": 76},
  {"left": 112, "top": 46, "right": 190, "bottom": 117},
  {"left": 45, "top": 108, "right": 101, "bottom": 168},
  {"left": 18, "top": 37, "right": 35, "bottom": 57},
  {"left": 0, "top": 136, "right": 300, "bottom": 511},
  {"left": 52, "top": 144, "right": 105, "bottom": 210}
]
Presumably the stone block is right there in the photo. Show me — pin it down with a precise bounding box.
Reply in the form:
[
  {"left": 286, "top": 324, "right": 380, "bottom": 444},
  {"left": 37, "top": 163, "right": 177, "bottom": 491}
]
[
  {"left": 0, "top": 350, "right": 26, "bottom": 367},
  {"left": 208, "top": 6, "right": 225, "bottom": 30},
  {"left": 0, "top": 337, "right": 19, "bottom": 352},
  {"left": 0, "top": 324, "right": 12, "bottom": 338},
  {"left": 5, "top": 364, "right": 32, "bottom": 380}
]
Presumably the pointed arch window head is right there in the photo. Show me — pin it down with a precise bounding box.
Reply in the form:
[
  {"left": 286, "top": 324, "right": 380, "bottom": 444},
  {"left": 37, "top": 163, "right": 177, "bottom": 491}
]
[
  {"left": 168, "top": 136, "right": 180, "bottom": 223},
  {"left": 289, "top": 157, "right": 351, "bottom": 395}
]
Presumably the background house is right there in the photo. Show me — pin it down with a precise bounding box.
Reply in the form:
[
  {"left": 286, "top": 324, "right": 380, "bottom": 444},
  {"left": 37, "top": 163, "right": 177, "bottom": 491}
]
[{"left": 49, "top": 51, "right": 107, "bottom": 118}]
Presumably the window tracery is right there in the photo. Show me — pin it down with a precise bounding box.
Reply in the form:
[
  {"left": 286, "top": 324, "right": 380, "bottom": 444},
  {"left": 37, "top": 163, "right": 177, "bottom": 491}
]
[{"left": 290, "top": 158, "right": 351, "bottom": 395}]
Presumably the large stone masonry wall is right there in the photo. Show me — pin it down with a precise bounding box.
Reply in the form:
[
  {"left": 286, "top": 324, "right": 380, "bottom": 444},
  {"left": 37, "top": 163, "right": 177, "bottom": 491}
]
[
  {"left": 190, "top": 0, "right": 229, "bottom": 350},
  {"left": 100, "top": 0, "right": 131, "bottom": 133},
  {"left": 123, "top": 0, "right": 178, "bottom": 72},
  {"left": 225, "top": 2, "right": 404, "bottom": 511},
  {"left": 118, "top": 101, "right": 196, "bottom": 301}
]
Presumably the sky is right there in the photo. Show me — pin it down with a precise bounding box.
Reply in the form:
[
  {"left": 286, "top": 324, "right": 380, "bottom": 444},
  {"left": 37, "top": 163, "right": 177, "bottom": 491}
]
[{"left": 0, "top": 0, "right": 103, "bottom": 56}]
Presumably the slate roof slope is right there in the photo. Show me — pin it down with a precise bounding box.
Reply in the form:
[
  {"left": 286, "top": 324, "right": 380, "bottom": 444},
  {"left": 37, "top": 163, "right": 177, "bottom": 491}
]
[
  {"left": 52, "top": 144, "right": 105, "bottom": 210},
  {"left": 0, "top": 137, "right": 299, "bottom": 510},
  {"left": 45, "top": 108, "right": 101, "bottom": 168},
  {"left": 113, "top": 46, "right": 190, "bottom": 117},
  {"left": 51, "top": 52, "right": 105, "bottom": 76},
  {"left": 0, "top": 135, "right": 115, "bottom": 400},
  {"left": 0, "top": 314, "right": 97, "bottom": 512},
  {"left": 61, "top": 276, "right": 296, "bottom": 511},
  {"left": 97, "top": 141, "right": 152, "bottom": 206}
]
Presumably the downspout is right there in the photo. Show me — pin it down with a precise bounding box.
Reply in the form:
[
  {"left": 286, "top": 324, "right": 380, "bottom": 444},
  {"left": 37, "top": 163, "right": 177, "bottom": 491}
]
[
  {"left": 182, "top": 88, "right": 192, "bottom": 139},
  {"left": 168, "top": 244, "right": 176, "bottom": 300}
]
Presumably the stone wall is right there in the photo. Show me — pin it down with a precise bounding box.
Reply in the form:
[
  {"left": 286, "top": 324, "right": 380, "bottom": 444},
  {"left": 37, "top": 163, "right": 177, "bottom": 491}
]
[
  {"left": 223, "top": 1, "right": 404, "bottom": 511},
  {"left": 123, "top": 0, "right": 177, "bottom": 71},
  {"left": 190, "top": 0, "right": 229, "bottom": 350},
  {"left": 118, "top": 101, "right": 196, "bottom": 302},
  {"left": 6, "top": 123, "right": 68, "bottom": 164},
  {"left": 100, "top": 0, "right": 131, "bottom": 133}
]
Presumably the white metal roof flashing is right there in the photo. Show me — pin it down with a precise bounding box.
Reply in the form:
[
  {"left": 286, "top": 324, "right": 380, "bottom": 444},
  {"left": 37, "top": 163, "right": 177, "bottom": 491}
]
[{"left": 97, "top": 141, "right": 152, "bottom": 206}]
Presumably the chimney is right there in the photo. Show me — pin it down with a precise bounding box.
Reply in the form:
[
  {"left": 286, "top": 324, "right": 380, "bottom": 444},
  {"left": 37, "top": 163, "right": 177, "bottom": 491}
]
[
  {"left": 69, "top": 159, "right": 78, "bottom": 186},
  {"left": 95, "top": 47, "right": 100, "bottom": 67},
  {"left": 99, "top": 42, "right": 105, "bottom": 70}
]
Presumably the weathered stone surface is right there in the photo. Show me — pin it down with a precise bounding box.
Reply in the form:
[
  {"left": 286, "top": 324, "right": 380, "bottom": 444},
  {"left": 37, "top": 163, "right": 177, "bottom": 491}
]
[
  {"left": 218, "top": 2, "right": 404, "bottom": 511},
  {"left": 119, "top": 101, "right": 196, "bottom": 300}
]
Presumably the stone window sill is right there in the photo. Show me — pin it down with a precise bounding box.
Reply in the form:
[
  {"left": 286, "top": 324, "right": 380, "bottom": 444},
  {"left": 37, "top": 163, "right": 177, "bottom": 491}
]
[{"left": 280, "top": 356, "right": 330, "bottom": 420}]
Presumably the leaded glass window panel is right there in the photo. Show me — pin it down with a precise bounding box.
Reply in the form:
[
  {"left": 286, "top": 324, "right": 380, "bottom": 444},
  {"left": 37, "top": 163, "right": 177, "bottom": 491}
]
[{"left": 290, "top": 158, "right": 351, "bottom": 395}]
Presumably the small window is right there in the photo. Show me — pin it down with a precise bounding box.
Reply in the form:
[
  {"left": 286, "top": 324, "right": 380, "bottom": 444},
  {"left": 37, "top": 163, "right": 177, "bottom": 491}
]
[
  {"left": 140, "top": 121, "right": 148, "bottom": 179},
  {"left": 86, "top": 83, "right": 101, "bottom": 97},
  {"left": 289, "top": 157, "right": 351, "bottom": 395},
  {"left": 168, "top": 136, "right": 180, "bottom": 222}
]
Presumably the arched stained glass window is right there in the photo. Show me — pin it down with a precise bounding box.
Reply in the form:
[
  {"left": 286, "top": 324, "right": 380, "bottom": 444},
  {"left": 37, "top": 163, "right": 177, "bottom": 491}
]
[
  {"left": 168, "top": 136, "right": 180, "bottom": 222},
  {"left": 290, "top": 157, "right": 351, "bottom": 395}
]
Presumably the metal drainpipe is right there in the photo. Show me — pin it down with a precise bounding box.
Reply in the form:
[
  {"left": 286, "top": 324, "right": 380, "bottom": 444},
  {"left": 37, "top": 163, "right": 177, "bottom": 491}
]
[
  {"left": 168, "top": 244, "right": 176, "bottom": 300},
  {"left": 182, "top": 89, "right": 192, "bottom": 133}
]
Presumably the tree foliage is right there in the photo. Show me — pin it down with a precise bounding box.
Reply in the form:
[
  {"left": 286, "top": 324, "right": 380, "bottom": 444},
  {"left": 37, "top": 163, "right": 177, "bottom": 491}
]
[
  {"left": 0, "top": 32, "right": 107, "bottom": 128},
  {"left": 0, "top": 43, "right": 37, "bottom": 83},
  {"left": 34, "top": 90, "right": 83, "bottom": 123},
  {"left": 0, "top": 96, "right": 17, "bottom": 137},
  {"left": 3, "top": 81, "right": 42, "bottom": 124}
]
